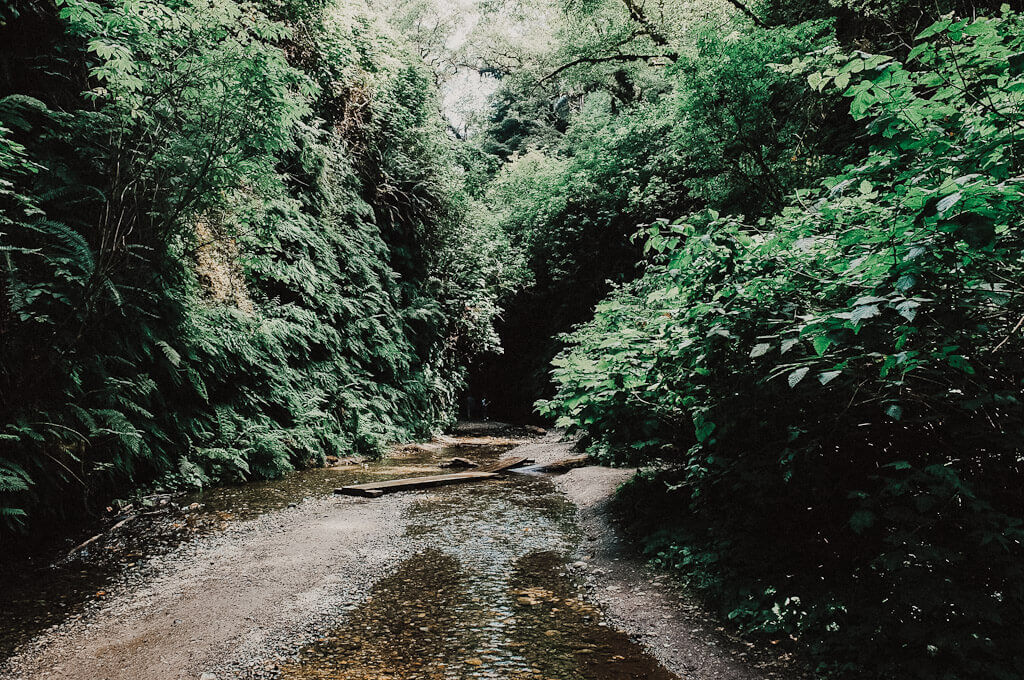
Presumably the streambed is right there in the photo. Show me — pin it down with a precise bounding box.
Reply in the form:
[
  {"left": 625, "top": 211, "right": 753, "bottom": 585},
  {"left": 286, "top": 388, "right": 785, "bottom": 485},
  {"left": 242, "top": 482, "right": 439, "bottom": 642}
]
[
  {"left": 280, "top": 457, "right": 676, "bottom": 680},
  {"left": 0, "top": 431, "right": 680, "bottom": 680}
]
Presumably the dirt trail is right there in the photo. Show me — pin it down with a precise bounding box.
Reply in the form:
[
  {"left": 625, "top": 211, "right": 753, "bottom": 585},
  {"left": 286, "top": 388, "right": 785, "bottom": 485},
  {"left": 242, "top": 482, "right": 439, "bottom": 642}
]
[{"left": 1, "top": 427, "right": 797, "bottom": 680}]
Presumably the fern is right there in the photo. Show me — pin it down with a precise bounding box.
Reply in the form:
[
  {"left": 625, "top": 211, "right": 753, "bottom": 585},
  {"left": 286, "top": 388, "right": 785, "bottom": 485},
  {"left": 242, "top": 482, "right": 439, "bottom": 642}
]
[
  {"left": 157, "top": 341, "right": 181, "bottom": 367},
  {"left": 1, "top": 0, "right": 494, "bottom": 534},
  {"left": 0, "top": 462, "right": 32, "bottom": 530}
]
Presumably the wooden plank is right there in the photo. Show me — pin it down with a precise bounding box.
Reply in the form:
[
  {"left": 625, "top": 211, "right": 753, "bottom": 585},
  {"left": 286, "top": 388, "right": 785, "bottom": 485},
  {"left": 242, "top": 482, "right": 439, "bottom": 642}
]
[
  {"left": 334, "top": 456, "right": 534, "bottom": 498},
  {"left": 478, "top": 456, "right": 535, "bottom": 473},
  {"left": 335, "top": 471, "right": 499, "bottom": 497}
]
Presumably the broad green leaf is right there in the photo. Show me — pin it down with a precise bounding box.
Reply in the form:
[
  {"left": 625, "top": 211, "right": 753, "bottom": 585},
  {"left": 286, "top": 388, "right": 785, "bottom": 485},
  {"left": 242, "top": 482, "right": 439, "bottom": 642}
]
[
  {"left": 812, "top": 336, "right": 832, "bottom": 356},
  {"left": 850, "top": 304, "right": 880, "bottom": 325},
  {"left": 818, "top": 370, "right": 842, "bottom": 385},
  {"left": 936, "top": 192, "right": 962, "bottom": 215}
]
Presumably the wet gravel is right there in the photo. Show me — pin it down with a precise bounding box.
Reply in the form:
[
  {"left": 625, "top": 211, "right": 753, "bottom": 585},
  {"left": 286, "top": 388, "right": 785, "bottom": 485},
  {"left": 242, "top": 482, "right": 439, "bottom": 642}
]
[
  {"left": 558, "top": 467, "right": 809, "bottom": 680},
  {"left": 0, "top": 427, "right": 801, "bottom": 680},
  {"left": 1, "top": 490, "right": 419, "bottom": 680}
]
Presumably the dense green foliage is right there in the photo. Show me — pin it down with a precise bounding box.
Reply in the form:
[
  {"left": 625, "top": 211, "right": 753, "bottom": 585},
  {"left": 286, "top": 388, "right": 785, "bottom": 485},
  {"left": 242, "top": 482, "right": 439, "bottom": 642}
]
[
  {"left": 4, "top": 0, "right": 1024, "bottom": 676},
  {"left": 539, "top": 6, "right": 1024, "bottom": 679},
  {"left": 464, "top": 0, "right": 867, "bottom": 417},
  {"left": 0, "top": 0, "right": 510, "bottom": 532}
]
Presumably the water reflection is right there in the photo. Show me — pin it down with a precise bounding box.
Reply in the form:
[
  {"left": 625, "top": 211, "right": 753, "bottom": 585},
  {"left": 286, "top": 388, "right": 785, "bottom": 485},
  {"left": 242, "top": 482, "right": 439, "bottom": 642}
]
[{"left": 280, "top": 462, "right": 678, "bottom": 679}]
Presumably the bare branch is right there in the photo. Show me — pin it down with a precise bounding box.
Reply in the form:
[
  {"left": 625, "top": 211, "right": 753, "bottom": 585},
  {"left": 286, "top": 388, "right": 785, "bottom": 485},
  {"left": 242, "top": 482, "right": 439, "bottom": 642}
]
[
  {"left": 620, "top": 0, "right": 672, "bottom": 46},
  {"left": 539, "top": 52, "right": 674, "bottom": 84}
]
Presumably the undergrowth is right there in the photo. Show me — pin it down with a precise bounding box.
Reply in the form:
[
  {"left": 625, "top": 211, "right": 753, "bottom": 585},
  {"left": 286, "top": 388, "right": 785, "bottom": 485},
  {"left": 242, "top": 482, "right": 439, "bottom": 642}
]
[{"left": 0, "top": 0, "right": 515, "bottom": 534}]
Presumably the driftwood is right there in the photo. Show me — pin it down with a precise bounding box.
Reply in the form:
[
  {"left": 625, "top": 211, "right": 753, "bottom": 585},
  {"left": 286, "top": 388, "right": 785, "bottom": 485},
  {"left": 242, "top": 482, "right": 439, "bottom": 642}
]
[
  {"left": 65, "top": 515, "right": 136, "bottom": 560},
  {"left": 335, "top": 456, "right": 535, "bottom": 498},
  {"left": 478, "top": 456, "right": 534, "bottom": 473},
  {"left": 335, "top": 472, "right": 499, "bottom": 497}
]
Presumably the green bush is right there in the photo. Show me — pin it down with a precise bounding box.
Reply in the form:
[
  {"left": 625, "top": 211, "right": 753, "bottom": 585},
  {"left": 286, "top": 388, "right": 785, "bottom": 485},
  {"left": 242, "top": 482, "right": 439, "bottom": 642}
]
[
  {"left": 476, "top": 15, "right": 851, "bottom": 414},
  {"left": 542, "top": 10, "right": 1024, "bottom": 678}
]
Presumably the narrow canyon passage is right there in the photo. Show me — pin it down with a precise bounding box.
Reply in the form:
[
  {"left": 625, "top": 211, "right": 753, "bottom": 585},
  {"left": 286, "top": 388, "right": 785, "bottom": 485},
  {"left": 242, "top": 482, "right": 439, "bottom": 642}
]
[{"left": 3, "top": 1, "right": 1020, "bottom": 678}]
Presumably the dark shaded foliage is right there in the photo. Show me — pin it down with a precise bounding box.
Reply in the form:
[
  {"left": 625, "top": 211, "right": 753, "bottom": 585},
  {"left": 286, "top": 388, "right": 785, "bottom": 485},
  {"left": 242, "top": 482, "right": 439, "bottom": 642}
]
[{"left": 542, "top": 10, "right": 1024, "bottom": 678}]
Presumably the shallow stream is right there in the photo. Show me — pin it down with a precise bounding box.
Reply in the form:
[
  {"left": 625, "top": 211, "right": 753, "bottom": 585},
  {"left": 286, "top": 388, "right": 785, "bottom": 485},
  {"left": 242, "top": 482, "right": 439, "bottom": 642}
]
[{"left": 0, "top": 436, "right": 678, "bottom": 679}]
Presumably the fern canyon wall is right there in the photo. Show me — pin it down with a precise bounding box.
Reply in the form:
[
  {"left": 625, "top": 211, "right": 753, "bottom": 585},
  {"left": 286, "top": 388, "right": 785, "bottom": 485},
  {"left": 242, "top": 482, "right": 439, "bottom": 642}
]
[
  {"left": 0, "top": 0, "right": 511, "bottom": 535},
  {"left": 4, "top": 0, "right": 1024, "bottom": 678}
]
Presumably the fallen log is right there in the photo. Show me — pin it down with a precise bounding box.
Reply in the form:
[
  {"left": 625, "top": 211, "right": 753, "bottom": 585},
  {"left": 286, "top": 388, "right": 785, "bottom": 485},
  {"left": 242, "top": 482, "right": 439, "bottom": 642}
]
[
  {"left": 335, "top": 455, "right": 535, "bottom": 498},
  {"left": 534, "top": 455, "right": 590, "bottom": 473},
  {"left": 335, "top": 471, "right": 499, "bottom": 497},
  {"left": 478, "top": 456, "right": 534, "bottom": 473}
]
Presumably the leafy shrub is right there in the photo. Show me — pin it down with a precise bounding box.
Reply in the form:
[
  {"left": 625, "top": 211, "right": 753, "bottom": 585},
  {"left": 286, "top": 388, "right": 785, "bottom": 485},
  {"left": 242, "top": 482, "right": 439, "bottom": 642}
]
[
  {"left": 542, "top": 10, "right": 1024, "bottom": 678},
  {"left": 475, "top": 14, "right": 856, "bottom": 417}
]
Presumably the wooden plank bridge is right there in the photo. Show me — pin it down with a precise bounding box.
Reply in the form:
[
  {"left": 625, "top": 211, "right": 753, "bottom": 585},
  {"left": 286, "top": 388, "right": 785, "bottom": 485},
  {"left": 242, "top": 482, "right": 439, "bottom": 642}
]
[{"left": 334, "top": 456, "right": 534, "bottom": 498}]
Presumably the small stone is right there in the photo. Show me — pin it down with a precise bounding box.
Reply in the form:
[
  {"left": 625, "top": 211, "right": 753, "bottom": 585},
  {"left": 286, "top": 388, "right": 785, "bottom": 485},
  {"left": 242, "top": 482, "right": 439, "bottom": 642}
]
[
  {"left": 439, "top": 457, "right": 478, "bottom": 469},
  {"left": 199, "top": 673, "right": 218, "bottom": 680}
]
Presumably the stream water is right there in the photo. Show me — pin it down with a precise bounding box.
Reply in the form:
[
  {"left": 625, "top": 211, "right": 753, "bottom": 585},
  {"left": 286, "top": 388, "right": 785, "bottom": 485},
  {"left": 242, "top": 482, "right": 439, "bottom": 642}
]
[{"left": 0, "top": 436, "right": 678, "bottom": 679}]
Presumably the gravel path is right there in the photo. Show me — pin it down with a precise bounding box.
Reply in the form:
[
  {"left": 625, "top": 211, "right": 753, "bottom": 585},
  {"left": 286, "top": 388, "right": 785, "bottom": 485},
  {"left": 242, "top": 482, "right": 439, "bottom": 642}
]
[{"left": 557, "top": 465, "right": 803, "bottom": 680}]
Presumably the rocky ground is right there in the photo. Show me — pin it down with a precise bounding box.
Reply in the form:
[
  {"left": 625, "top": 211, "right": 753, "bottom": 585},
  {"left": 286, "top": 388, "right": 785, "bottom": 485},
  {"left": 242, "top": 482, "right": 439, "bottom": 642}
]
[
  {"left": 2, "top": 490, "right": 419, "bottom": 680},
  {"left": 0, "top": 426, "right": 800, "bottom": 680}
]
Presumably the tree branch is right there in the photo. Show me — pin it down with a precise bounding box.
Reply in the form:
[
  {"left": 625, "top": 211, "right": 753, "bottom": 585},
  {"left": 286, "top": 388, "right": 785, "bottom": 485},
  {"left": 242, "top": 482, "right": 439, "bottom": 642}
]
[
  {"left": 620, "top": 0, "right": 672, "bottom": 47},
  {"left": 724, "top": 0, "right": 768, "bottom": 29},
  {"left": 539, "top": 52, "right": 675, "bottom": 84}
]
